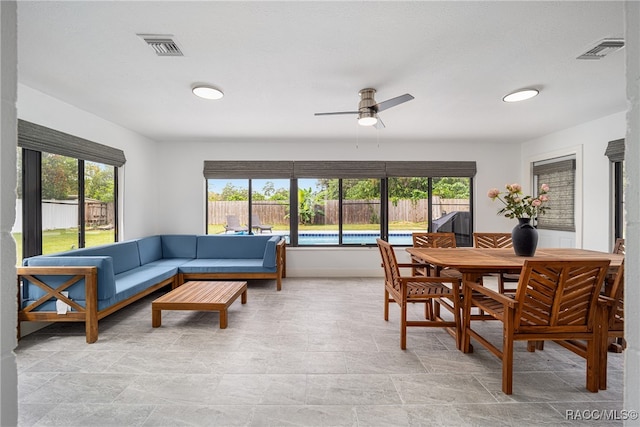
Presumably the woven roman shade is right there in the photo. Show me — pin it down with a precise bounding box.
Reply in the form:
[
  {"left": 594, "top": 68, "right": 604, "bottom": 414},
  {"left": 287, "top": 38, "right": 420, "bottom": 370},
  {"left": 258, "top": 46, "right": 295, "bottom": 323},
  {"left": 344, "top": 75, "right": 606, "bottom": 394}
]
[
  {"left": 203, "top": 161, "right": 294, "bottom": 179},
  {"left": 605, "top": 138, "right": 625, "bottom": 162},
  {"left": 293, "top": 161, "right": 386, "bottom": 178},
  {"left": 18, "top": 120, "right": 126, "bottom": 167},
  {"left": 385, "top": 161, "right": 476, "bottom": 177},
  {"left": 533, "top": 157, "right": 575, "bottom": 232},
  {"left": 204, "top": 161, "right": 477, "bottom": 179}
]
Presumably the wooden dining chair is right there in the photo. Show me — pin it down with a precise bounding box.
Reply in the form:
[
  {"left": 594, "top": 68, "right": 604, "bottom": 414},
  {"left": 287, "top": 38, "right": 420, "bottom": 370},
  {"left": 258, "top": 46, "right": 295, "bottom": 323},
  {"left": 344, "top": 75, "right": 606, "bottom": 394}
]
[
  {"left": 461, "top": 259, "right": 610, "bottom": 394},
  {"left": 613, "top": 237, "right": 625, "bottom": 255},
  {"left": 377, "top": 239, "right": 462, "bottom": 350},
  {"left": 411, "top": 232, "right": 461, "bottom": 320},
  {"left": 473, "top": 232, "right": 519, "bottom": 293},
  {"left": 411, "top": 232, "right": 458, "bottom": 277},
  {"left": 543, "top": 260, "right": 624, "bottom": 391},
  {"left": 599, "top": 260, "right": 625, "bottom": 387},
  {"left": 605, "top": 237, "right": 625, "bottom": 351}
]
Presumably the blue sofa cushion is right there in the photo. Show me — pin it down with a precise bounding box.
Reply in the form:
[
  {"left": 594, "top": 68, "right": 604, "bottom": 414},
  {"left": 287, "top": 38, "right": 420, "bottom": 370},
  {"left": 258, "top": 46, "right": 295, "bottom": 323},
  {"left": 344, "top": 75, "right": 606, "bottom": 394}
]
[
  {"left": 113, "top": 265, "right": 178, "bottom": 303},
  {"left": 57, "top": 241, "right": 141, "bottom": 275},
  {"left": 143, "top": 258, "right": 193, "bottom": 268},
  {"left": 161, "top": 235, "right": 197, "bottom": 259},
  {"left": 136, "top": 236, "right": 163, "bottom": 265},
  {"left": 22, "top": 256, "right": 116, "bottom": 302},
  {"left": 261, "top": 236, "right": 281, "bottom": 268},
  {"left": 178, "top": 259, "right": 276, "bottom": 274},
  {"left": 196, "top": 235, "right": 273, "bottom": 259}
]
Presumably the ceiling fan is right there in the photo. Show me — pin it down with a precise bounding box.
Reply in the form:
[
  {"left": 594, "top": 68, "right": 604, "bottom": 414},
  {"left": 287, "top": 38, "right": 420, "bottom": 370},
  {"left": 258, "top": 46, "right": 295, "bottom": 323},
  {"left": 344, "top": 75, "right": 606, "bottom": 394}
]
[{"left": 314, "top": 88, "right": 414, "bottom": 129}]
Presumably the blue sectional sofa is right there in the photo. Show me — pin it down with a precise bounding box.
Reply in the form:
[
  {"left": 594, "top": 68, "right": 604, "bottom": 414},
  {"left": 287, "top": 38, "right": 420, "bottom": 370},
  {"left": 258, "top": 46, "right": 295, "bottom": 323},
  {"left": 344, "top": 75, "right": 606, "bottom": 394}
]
[{"left": 18, "top": 234, "right": 286, "bottom": 343}]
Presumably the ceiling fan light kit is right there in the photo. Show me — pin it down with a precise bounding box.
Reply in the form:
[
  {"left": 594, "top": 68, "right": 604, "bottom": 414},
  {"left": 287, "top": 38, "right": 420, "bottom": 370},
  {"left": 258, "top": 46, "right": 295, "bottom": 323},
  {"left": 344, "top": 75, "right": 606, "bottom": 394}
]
[
  {"left": 358, "top": 111, "right": 378, "bottom": 126},
  {"left": 315, "top": 87, "right": 414, "bottom": 129}
]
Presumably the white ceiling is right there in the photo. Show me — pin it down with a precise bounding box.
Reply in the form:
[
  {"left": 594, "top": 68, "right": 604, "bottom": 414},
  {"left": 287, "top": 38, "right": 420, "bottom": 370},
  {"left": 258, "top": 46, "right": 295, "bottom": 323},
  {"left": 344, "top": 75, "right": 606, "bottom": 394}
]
[{"left": 17, "top": 1, "right": 626, "bottom": 144}]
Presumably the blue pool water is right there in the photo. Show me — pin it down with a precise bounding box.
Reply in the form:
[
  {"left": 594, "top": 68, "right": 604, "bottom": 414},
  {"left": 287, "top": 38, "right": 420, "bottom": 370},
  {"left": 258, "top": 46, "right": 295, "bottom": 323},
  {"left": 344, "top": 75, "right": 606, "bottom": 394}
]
[{"left": 297, "top": 232, "right": 413, "bottom": 246}]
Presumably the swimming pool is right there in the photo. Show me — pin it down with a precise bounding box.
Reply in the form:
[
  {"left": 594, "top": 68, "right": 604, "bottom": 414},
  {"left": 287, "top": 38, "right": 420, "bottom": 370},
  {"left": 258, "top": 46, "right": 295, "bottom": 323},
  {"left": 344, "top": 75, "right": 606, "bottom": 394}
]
[{"left": 296, "top": 232, "right": 413, "bottom": 246}]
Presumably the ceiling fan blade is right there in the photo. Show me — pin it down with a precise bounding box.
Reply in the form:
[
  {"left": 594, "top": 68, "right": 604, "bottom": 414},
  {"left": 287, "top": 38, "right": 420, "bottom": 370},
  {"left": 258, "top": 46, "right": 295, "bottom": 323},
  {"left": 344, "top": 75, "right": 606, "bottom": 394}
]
[
  {"left": 314, "top": 111, "right": 359, "bottom": 116},
  {"left": 374, "top": 94, "right": 414, "bottom": 112},
  {"left": 374, "top": 116, "right": 385, "bottom": 130}
]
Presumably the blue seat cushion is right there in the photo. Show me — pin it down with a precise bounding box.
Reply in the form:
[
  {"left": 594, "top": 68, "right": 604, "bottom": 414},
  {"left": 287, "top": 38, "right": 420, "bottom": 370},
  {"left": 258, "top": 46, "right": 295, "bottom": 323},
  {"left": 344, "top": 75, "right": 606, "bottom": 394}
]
[
  {"left": 178, "top": 259, "right": 275, "bottom": 274},
  {"left": 113, "top": 265, "right": 177, "bottom": 303},
  {"left": 143, "top": 258, "right": 193, "bottom": 268}
]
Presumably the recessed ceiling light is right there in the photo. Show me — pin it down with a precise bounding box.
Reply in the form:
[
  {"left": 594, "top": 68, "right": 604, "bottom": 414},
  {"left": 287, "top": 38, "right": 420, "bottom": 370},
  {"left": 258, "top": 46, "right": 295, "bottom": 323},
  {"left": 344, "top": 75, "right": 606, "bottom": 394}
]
[
  {"left": 503, "top": 89, "right": 539, "bottom": 103},
  {"left": 192, "top": 85, "right": 224, "bottom": 100}
]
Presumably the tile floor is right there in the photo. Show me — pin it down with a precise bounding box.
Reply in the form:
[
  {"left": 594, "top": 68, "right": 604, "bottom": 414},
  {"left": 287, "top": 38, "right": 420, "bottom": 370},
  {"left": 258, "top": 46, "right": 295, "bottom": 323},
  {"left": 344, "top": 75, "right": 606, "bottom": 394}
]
[{"left": 16, "top": 277, "right": 624, "bottom": 426}]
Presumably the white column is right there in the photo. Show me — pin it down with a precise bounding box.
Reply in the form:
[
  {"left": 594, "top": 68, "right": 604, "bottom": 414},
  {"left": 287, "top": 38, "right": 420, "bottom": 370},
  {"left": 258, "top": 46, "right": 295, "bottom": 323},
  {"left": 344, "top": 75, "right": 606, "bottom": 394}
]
[
  {"left": 0, "top": 1, "right": 18, "bottom": 425},
  {"left": 625, "top": 1, "right": 640, "bottom": 421}
]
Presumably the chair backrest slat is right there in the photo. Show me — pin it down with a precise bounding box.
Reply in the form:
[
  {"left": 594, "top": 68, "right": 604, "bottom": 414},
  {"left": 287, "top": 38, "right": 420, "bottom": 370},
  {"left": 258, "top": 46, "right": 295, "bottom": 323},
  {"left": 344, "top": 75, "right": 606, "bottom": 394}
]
[
  {"left": 412, "top": 232, "right": 456, "bottom": 248},
  {"left": 473, "top": 232, "right": 513, "bottom": 248},
  {"left": 514, "top": 259, "right": 609, "bottom": 331},
  {"left": 377, "top": 239, "right": 402, "bottom": 293}
]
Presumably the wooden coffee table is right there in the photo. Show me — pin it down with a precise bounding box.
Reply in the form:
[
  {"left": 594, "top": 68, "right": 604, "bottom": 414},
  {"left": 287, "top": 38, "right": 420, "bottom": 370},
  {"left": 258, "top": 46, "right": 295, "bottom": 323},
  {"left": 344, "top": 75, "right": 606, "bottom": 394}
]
[{"left": 151, "top": 281, "right": 247, "bottom": 329}]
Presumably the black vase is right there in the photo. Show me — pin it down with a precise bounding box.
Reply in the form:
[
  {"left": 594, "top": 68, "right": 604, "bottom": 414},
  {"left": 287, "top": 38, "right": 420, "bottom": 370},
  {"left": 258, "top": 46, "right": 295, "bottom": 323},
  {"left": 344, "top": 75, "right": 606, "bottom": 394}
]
[{"left": 511, "top": 218, "right": 538, "bottom": 256}]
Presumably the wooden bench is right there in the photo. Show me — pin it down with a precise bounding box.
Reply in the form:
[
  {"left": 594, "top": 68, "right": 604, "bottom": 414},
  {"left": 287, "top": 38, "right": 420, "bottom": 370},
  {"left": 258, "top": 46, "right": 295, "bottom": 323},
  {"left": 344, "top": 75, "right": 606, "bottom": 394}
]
[{"left": 151, "top": 281, "right": 247, "bottom": 329}]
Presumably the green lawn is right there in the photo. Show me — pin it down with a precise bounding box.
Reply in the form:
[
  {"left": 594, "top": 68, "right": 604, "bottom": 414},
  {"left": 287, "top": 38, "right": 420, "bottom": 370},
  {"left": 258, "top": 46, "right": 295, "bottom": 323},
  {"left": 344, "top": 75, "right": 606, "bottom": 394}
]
[{"left": 12, "top": 228, "right": 115, "bottom": 265}]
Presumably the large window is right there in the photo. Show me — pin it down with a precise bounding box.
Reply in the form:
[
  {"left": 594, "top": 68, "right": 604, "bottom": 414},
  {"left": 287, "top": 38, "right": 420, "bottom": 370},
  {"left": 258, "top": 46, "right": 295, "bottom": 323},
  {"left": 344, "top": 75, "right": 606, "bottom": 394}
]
[
  {"left": 204, "top": 161, "right": 475, "bottom": 247},
  {"left": 84, "top": 161, "right": 116, "bottom": 247},
  {"left": 207, "top": 178, "right": 290, "bottom": 238},
  {"left": 41, "top": 153, "right": 79, "bottom": 255},
  {"left": 16, "top": 120, "right": 124, "bottom": 263}
]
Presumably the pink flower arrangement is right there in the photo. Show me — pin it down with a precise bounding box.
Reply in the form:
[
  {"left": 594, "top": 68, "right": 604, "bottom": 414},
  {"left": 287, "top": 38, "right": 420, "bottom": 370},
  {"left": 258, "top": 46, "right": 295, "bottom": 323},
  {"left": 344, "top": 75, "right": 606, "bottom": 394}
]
[{"left": 488, "top": 183, "right": 550, "bottom": 219}]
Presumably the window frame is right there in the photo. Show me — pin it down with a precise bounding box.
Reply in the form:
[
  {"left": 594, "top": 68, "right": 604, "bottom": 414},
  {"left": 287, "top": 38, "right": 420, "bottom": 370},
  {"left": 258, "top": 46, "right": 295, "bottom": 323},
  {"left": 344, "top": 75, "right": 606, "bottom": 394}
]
[
  {"left": 605, "top": 138, "right": 625, "bottom": 242},
  {"left": 17, "top": 121, "right": 123, "bottom": 260},
  {"left": 204, "top": 161, "right": 476, "bottom": 247}
]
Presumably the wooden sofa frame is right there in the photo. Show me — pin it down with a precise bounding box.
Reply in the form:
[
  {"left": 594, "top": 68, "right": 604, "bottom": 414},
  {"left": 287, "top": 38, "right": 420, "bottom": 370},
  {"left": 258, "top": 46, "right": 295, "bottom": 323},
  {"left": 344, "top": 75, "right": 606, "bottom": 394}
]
[
  {"left": 17, "top": 266, "right": 176, "bottom": 343},
  {"left": 178, "top": 238, "right": 287, "bottom": 290},
  {"left": 17, "top": 239, "right": 286, "bottom": 343}
]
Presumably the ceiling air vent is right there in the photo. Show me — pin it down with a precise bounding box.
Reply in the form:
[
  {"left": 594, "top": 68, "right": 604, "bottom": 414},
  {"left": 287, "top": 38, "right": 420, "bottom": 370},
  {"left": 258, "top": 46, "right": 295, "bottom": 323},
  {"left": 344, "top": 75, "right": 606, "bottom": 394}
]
[
  {"left": 577, "top": 38, "right": 624, "bottom": 60},
  {"left": 138, "top": 34, "right": 183, "bottom": 57}
]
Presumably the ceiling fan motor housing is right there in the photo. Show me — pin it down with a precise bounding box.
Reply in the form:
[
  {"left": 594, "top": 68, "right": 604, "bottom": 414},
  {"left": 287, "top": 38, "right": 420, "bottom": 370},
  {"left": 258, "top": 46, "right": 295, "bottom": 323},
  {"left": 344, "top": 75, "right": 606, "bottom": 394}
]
[{"left": 358, "top": 88, "right": 377, "bottom": 112}]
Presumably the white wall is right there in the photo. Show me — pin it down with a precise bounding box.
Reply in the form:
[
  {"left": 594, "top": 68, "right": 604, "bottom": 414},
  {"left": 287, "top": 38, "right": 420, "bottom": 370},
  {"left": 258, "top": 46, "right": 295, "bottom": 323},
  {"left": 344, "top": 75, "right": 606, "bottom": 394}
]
[
  {"left": 521, "top": 111, "right": 625, "bottom": 252},
  {"left": 155, "top": 138, "right": 522, "bottom": 276},
  {"left": 17, "top": 85, "right": 160, "bottom": 240}
]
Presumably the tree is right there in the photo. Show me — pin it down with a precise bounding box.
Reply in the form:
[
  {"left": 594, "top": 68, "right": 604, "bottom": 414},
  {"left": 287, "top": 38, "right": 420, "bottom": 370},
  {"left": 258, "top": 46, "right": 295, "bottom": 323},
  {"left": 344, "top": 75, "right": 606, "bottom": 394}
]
[
  {"left": 221, "top": 183, "right": 248, "bottom": 201},
  {"left": 432, "top": 178, "right": 470, "bottom": 199},
  {"left": 41, "top": 154, "right": 77, "bottom": 200},
  {"left": 84, "top": 163, "right": 114, "bottom": 202},
  {"left": 262, "top": 181, "right": 275, "bottom": 198},
  {"left": 298, "top": 187, "right": 324, "bottom": 224}
]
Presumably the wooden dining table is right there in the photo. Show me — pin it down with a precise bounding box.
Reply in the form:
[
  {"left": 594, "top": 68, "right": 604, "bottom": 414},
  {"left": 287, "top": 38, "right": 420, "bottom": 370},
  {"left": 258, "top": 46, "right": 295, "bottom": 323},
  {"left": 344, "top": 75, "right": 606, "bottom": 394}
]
[
  {"left": 405, "top": 247, "right": 624, "bottom": 285},
  {"left": 406, "top": 246, "right": 624, "bottom": 352}
]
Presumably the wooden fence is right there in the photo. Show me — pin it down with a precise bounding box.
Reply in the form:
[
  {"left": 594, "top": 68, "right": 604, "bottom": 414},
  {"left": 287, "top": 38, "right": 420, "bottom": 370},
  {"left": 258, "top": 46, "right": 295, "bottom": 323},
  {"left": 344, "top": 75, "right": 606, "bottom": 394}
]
[{"left": 208, "top": 198, "right": 469, "bottom": 225}]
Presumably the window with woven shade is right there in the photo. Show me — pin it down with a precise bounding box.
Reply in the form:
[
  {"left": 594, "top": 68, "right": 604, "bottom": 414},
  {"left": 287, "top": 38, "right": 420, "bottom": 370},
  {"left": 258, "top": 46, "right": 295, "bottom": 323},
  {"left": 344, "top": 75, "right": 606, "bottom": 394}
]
[{"left": 533, "top": 156, "right": 575, "bottom": 232}]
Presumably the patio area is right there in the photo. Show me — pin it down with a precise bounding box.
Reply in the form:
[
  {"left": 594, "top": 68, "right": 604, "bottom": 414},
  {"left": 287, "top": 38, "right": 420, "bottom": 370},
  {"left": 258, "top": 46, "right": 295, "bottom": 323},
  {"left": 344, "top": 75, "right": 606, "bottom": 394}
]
[{"left": 16, "top": 276, "right": 625, "bottom": 426}]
